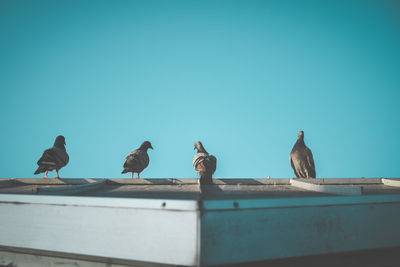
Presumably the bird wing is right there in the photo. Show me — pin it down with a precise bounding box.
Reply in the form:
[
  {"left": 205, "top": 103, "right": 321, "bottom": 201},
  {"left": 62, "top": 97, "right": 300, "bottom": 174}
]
[
  {"left": 289, "top": 152, "right": 300, "bottom": 178},
  {"left": 193, "top": 152, "right": 208, "bottom": 170},
  {"left": 37, "top": 147, "right": 66, "bottom": 167},
  {"left": 305, "top": 147, "right": 316, "bottom": 178},
  {"left": 124, "top": 150, "right": 149, "bottom": 171},
  {"left": 193, "top": 152, "right": 217, "bottom": 175},
  {"left": 53, "top": 147, "right": 69, "bottom": 166},
  {"left": 205, "top": 154, "right": 217, "bottom": 175}
]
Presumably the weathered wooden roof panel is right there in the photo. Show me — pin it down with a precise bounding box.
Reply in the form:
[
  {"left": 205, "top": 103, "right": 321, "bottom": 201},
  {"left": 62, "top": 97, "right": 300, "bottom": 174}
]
[{"left": 0, "top": 178, "right": 399, "bottom": 199}]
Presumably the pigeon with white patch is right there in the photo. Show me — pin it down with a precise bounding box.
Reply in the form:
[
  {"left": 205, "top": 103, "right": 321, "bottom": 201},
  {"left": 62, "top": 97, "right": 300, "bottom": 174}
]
[
  {"left": 289, "top": 131, "right": 316, "bottom": 178},
  {"left": 34, "top": 135, "right": 69, "bottom": 178},
  {"left": 193, "top": 141, "right": 217, "bottom": 185},
  {"left": 122, "top": 141, "right": 153, "bottom": 179}
]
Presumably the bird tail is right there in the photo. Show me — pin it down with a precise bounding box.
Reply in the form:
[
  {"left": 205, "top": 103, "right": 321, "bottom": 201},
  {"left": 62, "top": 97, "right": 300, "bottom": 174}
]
[
  {"left": 199, "top": 174, "right": 213, "bottom": 196},
  {"left": 34, "top": 167, "right": 45, "bottom": 175},
  {"left": 200, "top": 174, "right": 213, "bottom": 185},
  {"left": 121, "top": 169, "right": 128, "bottom": 174}
]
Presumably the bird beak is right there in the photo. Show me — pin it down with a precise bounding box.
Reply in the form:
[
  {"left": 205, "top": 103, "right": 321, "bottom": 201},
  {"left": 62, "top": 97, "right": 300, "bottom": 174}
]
[{"left": 150, "top": 145, "right": 153, "bottom": 149}]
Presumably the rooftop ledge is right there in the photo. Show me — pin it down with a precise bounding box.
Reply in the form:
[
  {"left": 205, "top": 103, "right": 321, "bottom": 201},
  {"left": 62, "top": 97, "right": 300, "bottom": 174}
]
[
  {"left": 0, "top": 177, "right": 399, "bottom": 199},
  {"left": 0, "top": 178, "right": 400, "bottom": 266}
]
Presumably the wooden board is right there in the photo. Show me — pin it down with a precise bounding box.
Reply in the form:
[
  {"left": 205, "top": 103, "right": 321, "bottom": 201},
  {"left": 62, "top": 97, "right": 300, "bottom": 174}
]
[{"left": 291, "top": 179, "right": 362, "bottom": 195}]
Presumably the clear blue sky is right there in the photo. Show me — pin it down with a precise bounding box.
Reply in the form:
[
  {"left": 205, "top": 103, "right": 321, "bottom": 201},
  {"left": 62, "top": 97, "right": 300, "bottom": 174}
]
[{"left": 0, "top": 0, "right": 399, "bottom": 179}]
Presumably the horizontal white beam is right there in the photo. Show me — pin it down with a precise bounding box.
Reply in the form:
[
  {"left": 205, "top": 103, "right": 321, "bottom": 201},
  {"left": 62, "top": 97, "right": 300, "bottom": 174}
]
[
  {"left": 202, "top": 194, "right": 400, "bottom": 210},
  {"left": 290, "top": 179, "right": 362, "bottom": 196},
  {"left": 382, "top": 178, "right": 400, "bottom": 187},
  {"left": 314, "top": 178, "right": 382, "bottom": 184},
  {"left": 0, "top": 194, "right": 199, "bottom": 211}
]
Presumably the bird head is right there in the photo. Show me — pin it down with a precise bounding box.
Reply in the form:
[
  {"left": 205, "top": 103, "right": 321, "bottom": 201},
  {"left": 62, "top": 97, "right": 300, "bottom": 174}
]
[
  {"left": 297, "top": 131, "right": 304, "bottom": 139},
  {"left": 140, "top": 141, "right": 153, "bottom": 151},
  {"left": 54, "top": 135, "right": 66, "bottom": 147},
  {"left": 194, "top": 141, "right": 201, "bottom": 150},
  {"left": 194, "top": 141, "right": 206, "bottom": 153}
]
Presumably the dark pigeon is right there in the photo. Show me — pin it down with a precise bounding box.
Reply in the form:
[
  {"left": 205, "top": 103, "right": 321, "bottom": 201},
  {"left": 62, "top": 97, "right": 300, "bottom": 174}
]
[
  {"left": 122, "top": 141, "right": 153, "bottom": 179},
  {"left": 34, "top": 135, "right": 69, "bottom": 178},
  {"left": 289, "top": 131, "right": 316, "bottom": 178},
  {"left": 193, "top": 141, "right": 217, "bottom": 185}
]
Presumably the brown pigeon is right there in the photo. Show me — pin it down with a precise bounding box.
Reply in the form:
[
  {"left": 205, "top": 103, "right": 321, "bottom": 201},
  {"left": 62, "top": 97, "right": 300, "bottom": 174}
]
[
  {"left": 34, "top": 135, "right": 69, "bottom": 178},
  {"left": 122, "top": 141, "right": 153, "bottom": 179},
  {"left": 290, "top": 131, "right": 316, "bottom": 178},
  {"left": 193, "top": 141, "right": 217, "bottom": 184}
]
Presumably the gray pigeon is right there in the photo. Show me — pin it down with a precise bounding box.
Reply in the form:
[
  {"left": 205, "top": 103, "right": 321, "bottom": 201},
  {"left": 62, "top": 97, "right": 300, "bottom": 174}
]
[
  {"left": 34, "top": 135, "right": 69, "bottom": 178},
  {"left": 193, "top": 141, "right": 217, "bottom": 184},
  {"left": 289, "top": 131, "right": 316, "bottom": 178},
  {"left": 122, "top": 141, "right": 153, "bottom": 179}
]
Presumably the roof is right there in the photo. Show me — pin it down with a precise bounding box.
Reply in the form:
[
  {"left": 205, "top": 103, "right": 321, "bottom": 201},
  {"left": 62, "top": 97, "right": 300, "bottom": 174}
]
[
  {"left": 0, "top": 178, "right": 399, "bottom": 199},
  {"left": 1, "top": 178, "right": 400, "bottom": 266}
]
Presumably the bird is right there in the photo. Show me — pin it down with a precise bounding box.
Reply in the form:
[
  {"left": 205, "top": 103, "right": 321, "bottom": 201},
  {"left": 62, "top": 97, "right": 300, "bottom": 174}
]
[
  {"left": 289, "top": 131, "right": 316, "bottom": 178},
  {"left": 34, "top": 135, "right": 69, "bottom": 179},
  {"left": 193, "top": 141, "right": 217, "bottom": 185},
  {"left": 122, "top": 141, "right": 153, "bottom": 179}
]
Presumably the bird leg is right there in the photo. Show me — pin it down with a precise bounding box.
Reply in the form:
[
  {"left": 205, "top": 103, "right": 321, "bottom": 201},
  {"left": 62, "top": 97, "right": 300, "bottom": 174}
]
[
  {"left": 137, "top": 173, "right": 141, "bottom": 179},
  {"left": 44, "top": 171, "right": 48, "bottom": 179},
  {"left": 56, "top": 170, "right": 60, "bottom": 179},
  {"left": 131, "top": 172, "right": 134, "bottom": 179}
]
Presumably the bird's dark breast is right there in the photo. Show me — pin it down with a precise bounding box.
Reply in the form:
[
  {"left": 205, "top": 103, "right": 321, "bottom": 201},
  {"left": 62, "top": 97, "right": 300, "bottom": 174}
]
[
  {"left": 291, "top": 150, "right": 312, "bottom": 177},
  {"left": 291, "top": 148, "right": 305, "bottom": 157}
]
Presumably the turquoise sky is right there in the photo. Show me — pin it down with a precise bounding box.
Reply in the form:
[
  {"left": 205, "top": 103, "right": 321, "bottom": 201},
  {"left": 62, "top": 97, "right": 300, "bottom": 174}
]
[{"left": 1, "top": 0, "right": 399, "bottom": 178}]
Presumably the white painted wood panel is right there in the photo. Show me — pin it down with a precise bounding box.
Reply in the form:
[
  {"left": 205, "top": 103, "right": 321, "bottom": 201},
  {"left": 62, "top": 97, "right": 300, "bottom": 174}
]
[
  {"left": 0, "top": 194, "right": 200, "bottom": 266},
  {"left": 201, "top": 195, "right": 400, "bottom": 265},
  {"left": 382, "top": 178, "right": 400, "bottom": 187},
  {"left": 291, "top": 179, "right": 362, "bottom": 195}
]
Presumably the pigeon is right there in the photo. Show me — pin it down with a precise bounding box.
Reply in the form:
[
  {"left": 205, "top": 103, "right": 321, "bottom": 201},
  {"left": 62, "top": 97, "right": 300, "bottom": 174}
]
[
  {"left": 122, "top": 141, "right": 153, "bottom": 179},
  {"left": 193, "top": 141, "right": 217, "bottom": 185},
  {"left": 34, "top": 135, "right": 69, "bottom": 178},
  {"left": 289, "top": 131, "right": 316, "bottom": 178}
]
